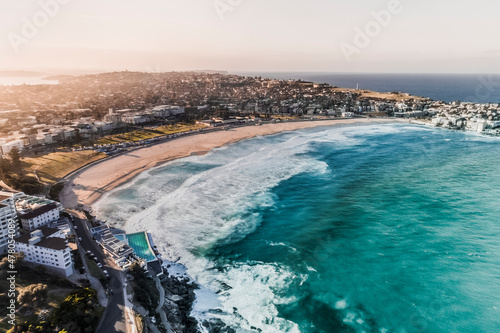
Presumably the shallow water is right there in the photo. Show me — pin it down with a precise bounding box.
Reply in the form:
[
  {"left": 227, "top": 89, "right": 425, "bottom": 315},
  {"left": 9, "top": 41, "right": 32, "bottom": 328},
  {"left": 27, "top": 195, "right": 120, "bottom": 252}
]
[{"left": 96, "top": 123, "right": 500, "bottom": 332}]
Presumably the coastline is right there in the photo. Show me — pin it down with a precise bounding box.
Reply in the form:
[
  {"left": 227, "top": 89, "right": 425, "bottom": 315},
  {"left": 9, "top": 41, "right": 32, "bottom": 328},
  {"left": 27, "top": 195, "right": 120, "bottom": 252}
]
[
  {"left": 59, "top": 117, "right": 409, "bottom": 332},
  {"left": 60, "top": 118, "right": 406, "bottom": 209}
]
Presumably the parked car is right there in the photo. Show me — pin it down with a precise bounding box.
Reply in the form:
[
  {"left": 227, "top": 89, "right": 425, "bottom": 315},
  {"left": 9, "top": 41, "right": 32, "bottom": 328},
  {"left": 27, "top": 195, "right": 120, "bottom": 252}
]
[
  {"left": 73, "top": 226, "right": 77, "bottom": 229},
  {"left": 78, "top": 237, "right": 82, "bottom": 242},
  {"left": 97, "top": 263, "right": 102, "bottom": 268}
]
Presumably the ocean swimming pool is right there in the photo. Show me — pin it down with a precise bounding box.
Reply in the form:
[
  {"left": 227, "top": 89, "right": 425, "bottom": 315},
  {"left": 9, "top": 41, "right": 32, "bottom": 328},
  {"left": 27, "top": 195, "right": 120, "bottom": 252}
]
[{"left": 126, "top": 232, "right": 156, "bottom": 261}]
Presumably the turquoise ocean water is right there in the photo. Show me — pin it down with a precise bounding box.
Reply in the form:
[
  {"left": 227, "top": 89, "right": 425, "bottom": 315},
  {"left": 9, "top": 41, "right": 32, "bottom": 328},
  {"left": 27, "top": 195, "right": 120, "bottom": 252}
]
[{"left": 96, "top": 123, "right": 500, "bottom": 332}]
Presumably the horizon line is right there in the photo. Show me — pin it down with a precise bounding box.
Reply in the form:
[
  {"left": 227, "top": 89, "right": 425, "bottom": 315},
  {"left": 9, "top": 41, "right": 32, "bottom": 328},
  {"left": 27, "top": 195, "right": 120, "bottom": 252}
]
[{"left": 2, "top": 69, "right": 500, "bottom": 76}]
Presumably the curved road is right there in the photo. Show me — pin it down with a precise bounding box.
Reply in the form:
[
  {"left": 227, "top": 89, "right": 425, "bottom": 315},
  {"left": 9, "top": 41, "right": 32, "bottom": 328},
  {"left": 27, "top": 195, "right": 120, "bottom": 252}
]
[{"left": 72, "top": 215, "right": 128, "bottom": 333}]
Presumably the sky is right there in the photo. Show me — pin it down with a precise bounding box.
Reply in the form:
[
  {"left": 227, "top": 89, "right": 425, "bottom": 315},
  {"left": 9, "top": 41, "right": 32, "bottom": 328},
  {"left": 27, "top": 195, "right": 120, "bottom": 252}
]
[{"left": 1, "top": 0, "right": 500, "bottom": 73}]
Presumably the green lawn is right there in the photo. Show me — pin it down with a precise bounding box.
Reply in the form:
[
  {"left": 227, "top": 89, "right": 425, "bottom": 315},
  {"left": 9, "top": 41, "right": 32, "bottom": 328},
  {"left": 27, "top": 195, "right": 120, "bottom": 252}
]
[
  {"left": 23, "top": 150, "right": 105, "bottom": 184},
  {"left": 84, "top": 256, "right": 105, "bottom": 280},
  {"left": 95, "top": 122, "right": 207, "bottom": 145}
]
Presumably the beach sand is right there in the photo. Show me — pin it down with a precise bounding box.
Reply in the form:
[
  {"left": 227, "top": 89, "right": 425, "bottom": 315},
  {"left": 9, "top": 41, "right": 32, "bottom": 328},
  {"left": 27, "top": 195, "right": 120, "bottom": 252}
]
[{"left": 60, "top": 118, "right": 405, "bottom": 209}]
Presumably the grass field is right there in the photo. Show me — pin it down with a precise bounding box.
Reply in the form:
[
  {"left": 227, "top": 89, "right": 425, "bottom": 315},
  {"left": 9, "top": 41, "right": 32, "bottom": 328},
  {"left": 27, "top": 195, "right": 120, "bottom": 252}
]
[
  {"left": 273, "top": 115, "right": 302, "bottom": 120},
  {"left": 22, "top": 150, "right": 105, "bottom": 184},
  {"left": 156, "top": 122, "right": 206, "bottom": 135},
  {"left": 95, "top": 122, "right": 207, "bottom": 145},
  {"left": 332, "top": 87, "right": 425, "bottom": 101}
]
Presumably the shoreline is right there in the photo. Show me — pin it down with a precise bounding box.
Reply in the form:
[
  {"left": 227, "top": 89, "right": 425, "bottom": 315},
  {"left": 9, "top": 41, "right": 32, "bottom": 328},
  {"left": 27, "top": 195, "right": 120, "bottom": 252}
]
[
  {"left": 60, "top": 118, "right": 406, "bottom": 210},
  {"left": 59, "top": 117, "right": 409, "bottom": 332}
]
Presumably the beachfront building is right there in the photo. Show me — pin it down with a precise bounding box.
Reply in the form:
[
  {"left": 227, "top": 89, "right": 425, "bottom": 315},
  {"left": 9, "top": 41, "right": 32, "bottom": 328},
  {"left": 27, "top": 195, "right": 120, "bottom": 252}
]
[
  {"left": 104, "top": 108, "right": 123, "bottom": 123},
  {"left": 15, "top": 226, "right": 74, "bottom": 277},
  {"left": 152, "top": 105, "right": 185, "bottom": 118},
  {"left": 91, "top": 225, "right": 134, "bottom": 268},
  {"left": 0, "top": 190, "right": 23, "bottom": 255},
  {"left": 16, "top": 195, "right": 63, "bottom": 231}
]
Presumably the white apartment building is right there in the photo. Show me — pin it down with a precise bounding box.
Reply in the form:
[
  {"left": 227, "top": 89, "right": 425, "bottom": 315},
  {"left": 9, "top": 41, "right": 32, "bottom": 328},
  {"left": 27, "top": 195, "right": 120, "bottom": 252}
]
[
  {"left": 16, "top": 227, "right": 74, "bottom": 277},
  {"left": 17, "top": 199, "right": 63, "bottom": 231},
  {"left": 152, "top": 105, "right": 185, "bottom": 118},
  {"left": 123, "top": 114, "right": 150, "bottom": 125},
  {"left": 0, "top": 139, "right": 24, "bottom": 156},
  {"left": 0, "top": 191, "right": 23, "bottom": 255}
]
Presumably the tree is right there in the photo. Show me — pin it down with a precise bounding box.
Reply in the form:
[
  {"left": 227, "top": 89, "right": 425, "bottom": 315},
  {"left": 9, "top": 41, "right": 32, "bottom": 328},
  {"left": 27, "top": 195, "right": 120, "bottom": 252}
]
[
  {"left": 8, "top": 147, "right": 21, "bottom": 174},
  {"left": 17, "top": 283, "right": 48, "bottom": 308},
  {"left": 0, "top": 157, "right": 11, "bottom": 179},
  {"left": 50, "top": 287, "right": 101, "bottom": 333}
]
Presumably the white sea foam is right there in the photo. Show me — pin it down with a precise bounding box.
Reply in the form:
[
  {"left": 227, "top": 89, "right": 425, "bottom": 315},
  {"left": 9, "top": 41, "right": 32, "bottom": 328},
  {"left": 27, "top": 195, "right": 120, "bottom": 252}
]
[
  {"left": 95, "top": 124, "right": 404, "bottom": 332},
  {"left": 267, "top": 241, "right": 298, "bottom": 253},
  {"left": 192, "top": 262, "right": 302, "bottom": 332},
  {"left": 400, "top": 125, "right": 433, "bottom": 132},
  {"left": 335, "top": 299, "right": 348, "bottom": 310}
]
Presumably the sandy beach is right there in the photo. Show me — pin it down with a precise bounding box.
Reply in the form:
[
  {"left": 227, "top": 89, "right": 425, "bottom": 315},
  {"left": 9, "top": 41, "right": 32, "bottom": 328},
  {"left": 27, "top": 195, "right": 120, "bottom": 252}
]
[{"left": 60, "top": 118, "right": 404, "bottom": 209}]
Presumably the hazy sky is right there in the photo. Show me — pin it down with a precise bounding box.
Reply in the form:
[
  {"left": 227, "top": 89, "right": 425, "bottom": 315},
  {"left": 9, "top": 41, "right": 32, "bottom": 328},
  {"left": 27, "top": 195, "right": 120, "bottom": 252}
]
[{"left": 1, "top": 0, "right": 500, "bottom": 73}]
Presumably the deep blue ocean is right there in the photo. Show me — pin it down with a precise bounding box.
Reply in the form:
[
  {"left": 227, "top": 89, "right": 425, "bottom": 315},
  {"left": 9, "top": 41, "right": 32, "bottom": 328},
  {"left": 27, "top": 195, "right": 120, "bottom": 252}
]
[
  {"left": 97, "top": 123, "right": 500, "bottom": 332},
  {"left": 5, "top": 72, "right": 500, "bottom": 104},
  {"left": 234, "top": 72, "right": 500, "bottom": 104}
]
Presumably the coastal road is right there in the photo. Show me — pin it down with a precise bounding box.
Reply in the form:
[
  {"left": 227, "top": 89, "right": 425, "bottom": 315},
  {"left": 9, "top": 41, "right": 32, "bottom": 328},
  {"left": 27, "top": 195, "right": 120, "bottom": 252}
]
[{"left": 71, "top": 215, "right": 128, "bottom": 333}]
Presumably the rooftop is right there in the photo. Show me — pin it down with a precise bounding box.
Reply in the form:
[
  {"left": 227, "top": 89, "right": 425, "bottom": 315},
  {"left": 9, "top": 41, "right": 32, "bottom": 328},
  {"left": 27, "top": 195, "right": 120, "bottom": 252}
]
[
  {"left": 18, "top": 202, "right": 58, "bottom": 219},
  {"left": 16, "top": 226, "right": 69, "bottom": 251},
  {"left": 93, "top": 226, "right": 134, "bottom": 260}
]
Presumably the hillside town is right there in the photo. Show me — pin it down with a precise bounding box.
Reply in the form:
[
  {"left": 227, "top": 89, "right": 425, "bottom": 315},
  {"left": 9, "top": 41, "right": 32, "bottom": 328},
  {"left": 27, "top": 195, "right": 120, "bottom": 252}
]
[
  {"left": 1, "top": 72, "right": 500, "bottom": 158},
  {"left": 2, "top": 72, "right": 500, "bottom": 333},
  {"left": 426, "top": 101, "right": 500, "bottom": 135},
  {"left": 0, "top": 71, "right": 425, "bottom": 157}
]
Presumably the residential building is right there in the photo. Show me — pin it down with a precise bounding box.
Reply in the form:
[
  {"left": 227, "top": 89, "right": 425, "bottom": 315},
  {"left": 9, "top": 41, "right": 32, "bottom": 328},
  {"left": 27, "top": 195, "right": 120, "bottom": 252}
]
[
  {"left": 16, "top": 196, "right": 63, "bottom": 231},
  {"left": 91, "top": 225, "right": 134, "bottom": 268},
  {"left": 152, "top": 105, "right": 185, "bottom": 118},
  {"left": 0, "top": 190, "right": 23, "bottom": 255},
  {"left": 123, "top": 114, "right": 150, "bottom": 125},
  {"left": 104, "top": 109, "right": 123, "bottom": 123},
  {"left": 15, "top": 226, "right": 74, "bottom": 277}
]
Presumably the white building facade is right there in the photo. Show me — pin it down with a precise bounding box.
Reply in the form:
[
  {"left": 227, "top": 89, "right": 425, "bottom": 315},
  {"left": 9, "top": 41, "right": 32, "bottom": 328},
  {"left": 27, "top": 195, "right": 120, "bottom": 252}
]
[
  {"left": 152, "top": 105, "right": 185, "bottom": 118},
  {"left": 17, "top": 202, "right": 62, "bottom": 231},
  {"left": 15, "top": 227, "right": 74, "bottom": 277},
  {"left": 0, "top": 191, "right": 23, "bottom": 255}
]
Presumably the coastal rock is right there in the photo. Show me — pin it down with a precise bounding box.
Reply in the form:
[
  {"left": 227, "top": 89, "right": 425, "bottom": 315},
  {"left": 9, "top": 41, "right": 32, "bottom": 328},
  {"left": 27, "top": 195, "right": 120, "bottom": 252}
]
[
  {"left": 201, "top": 318, "right": 237, "bottom": 333},
  {"left": 160, "top": 267, "right": 200, "bottom": 333}
]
